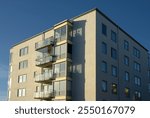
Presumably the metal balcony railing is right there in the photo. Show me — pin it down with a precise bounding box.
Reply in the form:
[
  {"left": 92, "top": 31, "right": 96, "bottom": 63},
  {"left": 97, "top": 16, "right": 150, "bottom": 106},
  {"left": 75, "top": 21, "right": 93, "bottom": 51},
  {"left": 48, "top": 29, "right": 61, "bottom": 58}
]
[
  {"left": 35, "top": 37, "right": 54, "bottom": 50},
  {"left": 35, "top": 70, "right": 54, "bottom": 83},
  {"left": 34, "top": 90, "right": 55, "bottom": 99},
  {"left": 36, "top": 55, "right": 55, "bottom": 67}
]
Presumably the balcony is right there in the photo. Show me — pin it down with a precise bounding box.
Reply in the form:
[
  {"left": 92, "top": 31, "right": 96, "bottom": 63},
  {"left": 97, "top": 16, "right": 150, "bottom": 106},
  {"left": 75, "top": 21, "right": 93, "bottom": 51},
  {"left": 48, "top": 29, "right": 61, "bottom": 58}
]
[
  {"left": 36, "top": 55, "right": 56, "bottom": 67},
  {"left": 35, "top": 70, "right": 54, "bottom": 83},
  {"left": 34, "top": 91, "right": 55, "bottom": 100},
  {"left": 35, "top": 37, "right": 54, "bottom": 51}
]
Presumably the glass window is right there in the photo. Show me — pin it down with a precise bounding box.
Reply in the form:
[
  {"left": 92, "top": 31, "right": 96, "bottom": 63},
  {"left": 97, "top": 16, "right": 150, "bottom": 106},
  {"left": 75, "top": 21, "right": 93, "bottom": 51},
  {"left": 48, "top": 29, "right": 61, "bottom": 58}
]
[
  {"left": 61, "top": 26, "right": 66, "bottom": 39},
  {"left": 54, "top": 82, "right": 59, "bottom": 96},
  {"left": 17, "top": 88, "right": 26, "bottom": 97},
  {"left": 125, "top": 88, "right": 130, "bottom": 97},
  {"left": 55, "top": 44, "right": 67, "bottom": 59},
  {"left": 19, "top": 60, "right": 28, "bottom": 69},
  {"left": 55, "top": 46, "right": 60, "bottom": 58},
  {"left": 54, "top": 62, "right": 66, "bottom": 77},
  {"left": 101, "top": 42, "right": 107, "bottom": 54},
  {"left": 111, "top": 30, "right": 117, "bottom": 42},
  {"left": 112, "top": 83, "right": 117, "bottom": 94},
  {"left": 101, "top": 61, "right": 107, "bottom": 73},
  {"left": 124, "top": 40, "right": 129, "bottom": 51},
  {"left": 19, "top": 47, "right": 28, "bottom": 56},
  {"left": 101, "top": 80, "right": 107, "bottom": 92},
  {"left": 61, "top": 44, "right": 66, "bottom": 58},
  {"left": 55, "top": 28, "right": 61, "bottom": 41},
  {"left": 54, "top": 80, "right": 66, "bottom": 96},
  {"left": 33, "top": 71, "right": 37, "bottom": 78},
  {"left": 102, "top": 23, "right": 107, "bottom": 36},
  {"left": 112, "top": 65, "right": 117, "bottom": 77},
  {"left": 134, "top": 76, "right": 141, "bottom": 86},
  {"left": 60, "top": 81, "right": 66, "bottom": 96},
  {"left": 134, "top": 91, "right": 141, "bottom": 100},
  {"left": 111, "top": 48, "right": 117, "bottom": 60},
  {"left": 133, "top": 47, "right": 140, "bottom": 58},
  {"left": 10, "top": 53, "right": 13, "bottom": 63},
  {"left": 124, "top": 55, "right": 129, "bottom": 66},
  {"left": 68, "top": 25, "right": 72, "bottom": 41},
  {"left": 18, "top": 74, "right": 27, "bottom": 83},
  {"left": 35, "top": 86, "right": 40, "bottom": 92},
  {"left": 54, "top": 63, "right": 60, "bottom": 77},
  {"left": 134, "top": 61, "right": 141, "bottom": 72},
  {"left": 60, "top": 62, "right": 66, "bottom": 77},
  {"left": 124, "top": 71, "right": 129, "bottom": 81},
  {"left": 54, "top": 25, "right": 67, "bottom": 42}
]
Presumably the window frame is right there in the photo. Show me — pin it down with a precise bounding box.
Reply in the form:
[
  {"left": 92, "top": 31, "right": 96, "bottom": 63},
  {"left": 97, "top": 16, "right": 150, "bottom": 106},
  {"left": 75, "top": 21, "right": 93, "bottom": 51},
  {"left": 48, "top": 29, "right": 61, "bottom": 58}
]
[
  {"left": 101, "top": 80, "right": 107, "bottom": 92},
  {"left": 101, "top": 61, "right": 107, "bottom": 73},
  {"left": 111, "top": 48, "right": 117, "bottom": 60},
  {"left": 102, "top": 23, "right": 107, "bottom": 36},
  {"left": 111, "top": 30, "right": 117, "bottom": 42},
  {"left": 111, "top": 65, "right": 117, "bottom": 77}
]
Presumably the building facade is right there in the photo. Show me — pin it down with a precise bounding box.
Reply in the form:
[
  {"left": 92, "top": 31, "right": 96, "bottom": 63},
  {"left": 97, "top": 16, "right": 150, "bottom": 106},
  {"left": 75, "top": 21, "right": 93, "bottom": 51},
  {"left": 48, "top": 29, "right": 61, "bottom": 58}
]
[{"left": 8, "top": 8, "right": 150, "bottom": 101}]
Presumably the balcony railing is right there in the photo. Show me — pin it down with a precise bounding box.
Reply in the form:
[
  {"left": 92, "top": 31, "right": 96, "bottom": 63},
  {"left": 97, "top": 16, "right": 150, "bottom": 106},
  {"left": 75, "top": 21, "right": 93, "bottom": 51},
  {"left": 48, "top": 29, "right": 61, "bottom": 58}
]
[
  {"left": 36, "top": 55, "right": 55, "bottom": 67},
  {"left": 34, "top": 90, "right": 55, "bottom": 100},
  {"left": 35, "top": 70, "right": 54, "bottom": 83},
  {"left": 35, "top": 37, "right": 54, "bottom": 50}
]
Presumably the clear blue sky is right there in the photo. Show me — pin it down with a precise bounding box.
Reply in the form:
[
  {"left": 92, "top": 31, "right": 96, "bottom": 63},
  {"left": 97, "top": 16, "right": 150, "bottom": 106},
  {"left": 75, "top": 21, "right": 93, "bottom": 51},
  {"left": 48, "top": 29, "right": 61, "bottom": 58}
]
[{"left": 0, "top": 0, "right": 150, "bottom": 100}]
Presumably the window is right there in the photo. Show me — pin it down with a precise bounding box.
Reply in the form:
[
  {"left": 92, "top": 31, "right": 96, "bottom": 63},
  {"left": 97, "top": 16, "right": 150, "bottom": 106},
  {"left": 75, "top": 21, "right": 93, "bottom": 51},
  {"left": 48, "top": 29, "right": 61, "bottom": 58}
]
[
  {"left": 134, "top": 91, "right": 141, "bottom": 100},
  {"left": 124, "top": 40, "right": 129, "bottom": 51},
  {"left": 54, "top": 25, "right": 67, "bottom": 42},
  {"left": 112, "top": 65, "right": 117, "bottom": 77},
  {"left": 101, "top": 42, "right": 107, "bottom": 54},
  {"left": 54, "top": 80, "right": 66, "bottom": 96},
  {"left": 17, "top": 88, "right": 26, "bottom": 97},
  {"left": 18, "top": 74, "right": 27, "bottom": 83},
  {"left": 35, "top": 86, "right": 40, "bottom": 92},
  {"left": 102, "top": 23, "right": 107, "bottom": 36},
  {"left": 134, "top": 76, "right": 141, "bottom": 86},
  {"left": 55, "top": 44, "right": 67, "bottom": 59},
  {"left": 124, "top": 71, "right": 129, "bottom": 81},
  {"left": 101, "top": 80, "right": 107, "bottom": 92},
  {"left": 19, "top": 60, "right": 28, "bottom": 69},
  {"left": 125, "top": 88, "right": 130, "bottom": 97},
  {"left": 34, "top": 71, "right": 37, "bottom": 78},
  {"left": 54, "top": 62, "right": 66, "bottom": 77},
  {"left": 111, "top": 48, "right": 117, "bottom": 60},
  {"left": 134, "top": 62, "right": 141, "bottom": 72},
  {"left": 19, "top": 47, "right": 28, "bottom": 56},
  {"left": 43, "top": 85, "right": 53, "bottom": 93},
  {"left": 111, "top": 30, "right": 117, "bottom": 42},
  {"left": 133, "top": 47, "right": 140, "bottom": 58},
  {"left": 112, "top": 83, "right": 117, "bottom": 94},
  {"left": 10, "top": 53, "right": 13, "bottom": 63},
  {"left": 101, "top": 61, "right": 107, "bottom": 73},
  {"left": 124, "top": 55, "right": 129, "bottom": 66}
]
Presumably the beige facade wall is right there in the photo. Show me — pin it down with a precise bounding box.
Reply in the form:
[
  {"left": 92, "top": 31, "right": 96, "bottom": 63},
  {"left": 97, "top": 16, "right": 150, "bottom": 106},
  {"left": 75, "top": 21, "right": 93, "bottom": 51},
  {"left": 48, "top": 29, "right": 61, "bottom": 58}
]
[
  {"left": 72, "top": 10, "right": 97, "bottom": 101},
  {"left": 9, "top": 29, "right": 54, "bottom": 101}
]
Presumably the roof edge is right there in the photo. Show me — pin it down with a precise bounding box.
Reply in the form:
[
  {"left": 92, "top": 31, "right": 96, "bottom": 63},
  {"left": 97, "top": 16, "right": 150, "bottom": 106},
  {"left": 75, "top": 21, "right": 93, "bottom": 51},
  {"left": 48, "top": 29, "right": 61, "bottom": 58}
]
[
  {"left": 11, "top": 8, "right": 148, "bottom": 51},
  {"left": 71, "top": 8, "right": 148, "bottom": 51}
]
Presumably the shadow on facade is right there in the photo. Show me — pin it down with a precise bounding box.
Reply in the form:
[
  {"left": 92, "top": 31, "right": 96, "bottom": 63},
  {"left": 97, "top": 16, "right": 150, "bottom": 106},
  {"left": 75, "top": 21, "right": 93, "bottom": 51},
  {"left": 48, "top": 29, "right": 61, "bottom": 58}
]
[{"left": 72, "top": 20, "right": 86, "bottom": 101}]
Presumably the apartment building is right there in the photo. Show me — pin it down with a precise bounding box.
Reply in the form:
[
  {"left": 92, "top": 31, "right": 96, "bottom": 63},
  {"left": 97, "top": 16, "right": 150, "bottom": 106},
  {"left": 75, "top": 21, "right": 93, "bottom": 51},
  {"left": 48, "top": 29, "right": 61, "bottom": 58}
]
[{"left": 8, "top": 8, "right": 150, "bottom": 101}]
